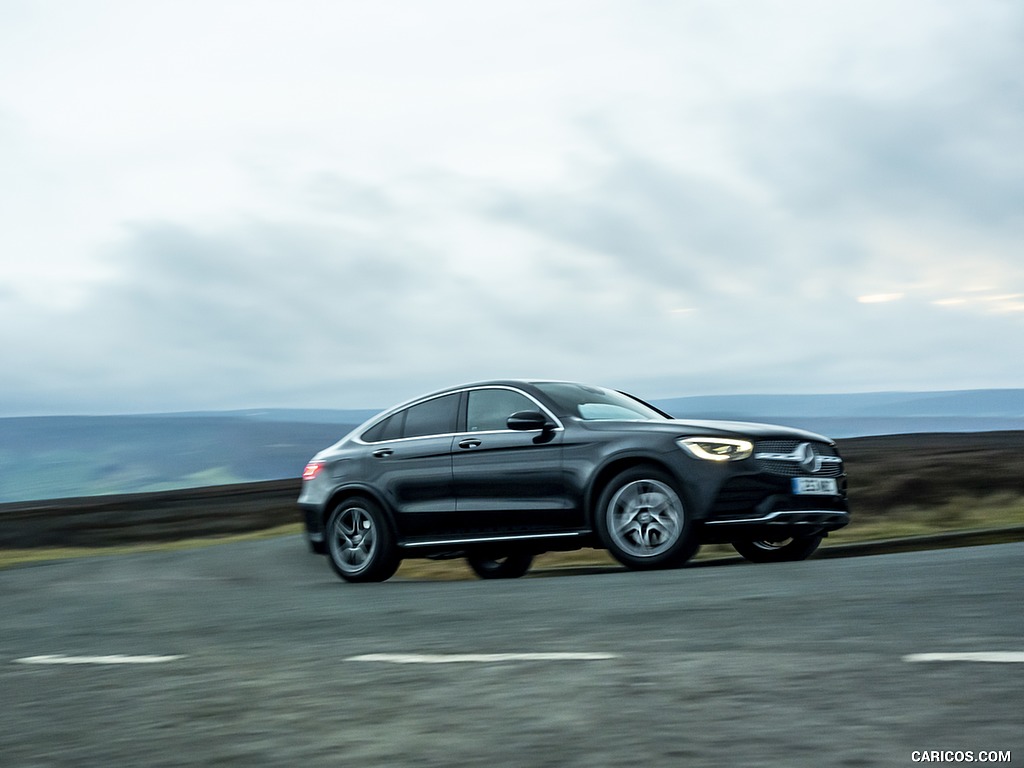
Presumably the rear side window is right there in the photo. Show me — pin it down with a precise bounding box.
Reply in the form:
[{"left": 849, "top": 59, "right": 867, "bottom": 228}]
[
  {"left": 400, "top": 394, "right": 460, "bottom": 438},
  {"left": 361, "top": 412, "right": 404, "bottom": 443}
]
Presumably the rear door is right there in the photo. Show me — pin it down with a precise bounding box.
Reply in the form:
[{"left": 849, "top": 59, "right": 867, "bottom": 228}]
[{"left": 361, "top": 393, "right": 460, "bottom": 536}]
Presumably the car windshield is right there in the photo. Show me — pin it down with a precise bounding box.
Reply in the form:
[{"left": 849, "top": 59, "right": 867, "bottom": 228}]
[{"left": 533, "top": 382, "right": 669, "bottom": 421}]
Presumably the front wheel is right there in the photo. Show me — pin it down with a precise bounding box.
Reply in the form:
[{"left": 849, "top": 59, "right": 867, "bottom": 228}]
[
  {"left": 595, "top": 467, "right": 699, "bottom": 570},
  {"left": 307, "top": 535, "right": 326, "bottom": 555},
  {"left": 325, "top": 497, "right": 400, "bottom": 582},
  {"left": 465, "top": 551, "right": 534, "bottom": 580},
  {"left": 732, "top": 534, "right": 823, "bottom": 563}
]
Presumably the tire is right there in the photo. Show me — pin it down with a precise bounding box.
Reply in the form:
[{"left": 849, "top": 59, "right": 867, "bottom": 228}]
[
  {"left": 732, "top": 533, "right": 823, "bottom": 563},
  {"left": 307, "top": 536, "right": 327, "bottom": 555},
  {"left": 325, "top": 497, "right": 400, "bottom": 582},
  {"left": 465, "top": 551, "right": 534, "bottom": 580},
  {"left": 595, "top": 467, "right": 699, "bottom": 570}
]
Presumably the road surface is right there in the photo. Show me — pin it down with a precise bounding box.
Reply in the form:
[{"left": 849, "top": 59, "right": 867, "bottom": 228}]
[{"left": 2, "top": 539, "right": 1021, "bottom": 766}]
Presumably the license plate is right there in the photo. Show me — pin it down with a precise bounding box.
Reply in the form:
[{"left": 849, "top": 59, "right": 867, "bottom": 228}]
[{"left": 792, "top": 477, "right": 838, "bottom": 495}]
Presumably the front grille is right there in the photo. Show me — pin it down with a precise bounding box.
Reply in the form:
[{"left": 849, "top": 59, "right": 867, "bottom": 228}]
[{"left": 753, "top": 440, "right": 844, "bottom": 478}]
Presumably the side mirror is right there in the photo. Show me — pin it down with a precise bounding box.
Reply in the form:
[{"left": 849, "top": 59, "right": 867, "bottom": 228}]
[{"left": 507, "top": 410, "right": 553, "bottom": 431}]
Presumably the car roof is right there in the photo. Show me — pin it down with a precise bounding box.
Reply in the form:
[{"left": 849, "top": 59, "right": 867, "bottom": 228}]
[
  {"left": 376, "top": 379, "right": 584, "bottom": 414},
  {"left": 434, "top": 379, "right": 596, "bottom": 397}
]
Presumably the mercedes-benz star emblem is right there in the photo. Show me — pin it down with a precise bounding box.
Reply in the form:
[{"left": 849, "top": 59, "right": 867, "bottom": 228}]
[{"left": 796, "top": 442, "right": 822, "bottom": 473}]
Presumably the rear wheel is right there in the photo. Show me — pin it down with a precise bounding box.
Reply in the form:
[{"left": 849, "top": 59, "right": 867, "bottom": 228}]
[
  {"left": 595, "top": 467, "right": 699, "bottom": 570},
  {"left": 325, "top": 497, "right": 400, "bottom": 582},
  {"left": 732, "top": 533, "right": 823, "bottom": 563},
  {"left": 465, "top": 551, "right": 534, "bottom": 580}
]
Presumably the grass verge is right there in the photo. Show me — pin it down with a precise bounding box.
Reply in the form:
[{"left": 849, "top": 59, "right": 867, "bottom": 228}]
[
  {"left": 4, "top": 494, "right": 1022, "bottom": 579},
  {"left": 0, "top": 523, "right": 304, "bottom": 570}
]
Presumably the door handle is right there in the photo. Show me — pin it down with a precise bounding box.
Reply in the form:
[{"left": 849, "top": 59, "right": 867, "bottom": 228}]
[
  {"left": 458, "top": 439, "right": 482, "bottom": 449},
  {"left": 372, "top": 448, "right": 394, "bottom": 458}
]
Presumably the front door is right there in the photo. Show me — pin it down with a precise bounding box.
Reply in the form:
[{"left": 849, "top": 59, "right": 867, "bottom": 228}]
[{"left": 451, "top": 387, "right": 573, "bottom": 533}]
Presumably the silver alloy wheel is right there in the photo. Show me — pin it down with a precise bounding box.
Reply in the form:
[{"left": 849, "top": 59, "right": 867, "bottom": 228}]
[
  {"left": 328, "top": 505, "right": 378, "bottom": 575},
  {"left": 606, "top": 478, "right": 684, "bottom": 558}
]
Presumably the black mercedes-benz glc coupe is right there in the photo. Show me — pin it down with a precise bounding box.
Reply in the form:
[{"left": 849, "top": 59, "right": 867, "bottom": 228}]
[{"left": 299, "top": 380, "right": 849, "bottom": 582}]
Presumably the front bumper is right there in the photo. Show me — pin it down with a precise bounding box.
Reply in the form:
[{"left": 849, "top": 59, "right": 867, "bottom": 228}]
[
  {"left": 699, "top": 472, "right": 850, "bottom": 543},
  {"left": 700, "top": 508, "right": 850, "bottom": 543}
]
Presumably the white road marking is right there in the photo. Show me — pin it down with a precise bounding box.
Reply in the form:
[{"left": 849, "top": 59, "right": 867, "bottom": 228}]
[
  {"left": 904, "top": 652, "right": 1024, "bottom": 664},
  {"left": 15, "top": 655, "right": 185, "bottom": 665},
  {"left": 347, "top": 652, "right": 618, "bottom": 664}
]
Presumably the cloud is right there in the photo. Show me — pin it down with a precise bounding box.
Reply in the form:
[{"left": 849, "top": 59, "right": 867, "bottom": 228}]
[
  {"left": 858, "top": 294, "right": 905, "bottom": 304},
  {"left": 489, "top": 150, "right": 774, "bottom": 290},
  {"left": 735, "top": 90, "right": 1024, "bottom": 231},
  {"left": 727, "top": 11, "right": 1024, "bottom": 232},
  {"left": 0, "top": 216, "right": 450, "bottom": 412},
  {"left": 1, "top": 0, "right": 1023, "bottom": 414}
]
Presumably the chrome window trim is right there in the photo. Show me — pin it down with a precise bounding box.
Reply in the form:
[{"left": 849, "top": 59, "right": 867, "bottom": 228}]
[{"left": 354, "top": 385, "right": 564, "bottom": 446}]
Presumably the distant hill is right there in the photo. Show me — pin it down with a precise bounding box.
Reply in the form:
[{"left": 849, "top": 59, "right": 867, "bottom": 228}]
[
  {"left": 0, "top": 415, "right": 362, "bottom": 503},
  {"left": 653, "top": 390, "right": 1024, "bottom": 437},
  {"left": 1, "top": 389, "right": 1023, "bottom": 503},
  {"left": 161, "top": 408, "right": 382, "bottom": 424},
  {"left": 654, "top": 388, "right": 1024, "bottom": 418}
]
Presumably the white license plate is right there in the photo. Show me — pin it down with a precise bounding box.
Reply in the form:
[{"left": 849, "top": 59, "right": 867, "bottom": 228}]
[{"left": 792, "top": 477, "right": 838, "bottom": 495}]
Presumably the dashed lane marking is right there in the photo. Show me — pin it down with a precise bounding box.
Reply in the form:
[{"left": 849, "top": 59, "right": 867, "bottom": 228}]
[
  {"left": 347, "top": 652, "right": 618, "bottom": 664},
  {"left": 15, "top": 655, "right": 185, "bottom": 665},
  {"left": 904, "top": 652, "right": 1024, "bottom": 664}
]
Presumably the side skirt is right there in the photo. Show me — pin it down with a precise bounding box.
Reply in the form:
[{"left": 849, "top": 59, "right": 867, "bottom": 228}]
[{"left": 400, "top": 530, "right": 591, "bottom": 551}]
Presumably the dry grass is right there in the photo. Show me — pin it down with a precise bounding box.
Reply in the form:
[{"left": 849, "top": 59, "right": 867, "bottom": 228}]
[
  {"left": 5, "top": 495, "right": 1022, "bottom": 578},
  {"left": 828, "top": 492, "right": 1024, "bottom": 542},
  {"left": 840, "top": 432, "right": 1024, "bottom": 517},
  {"left": 0, "top": 523, "right": 304, "bottom": 570}
]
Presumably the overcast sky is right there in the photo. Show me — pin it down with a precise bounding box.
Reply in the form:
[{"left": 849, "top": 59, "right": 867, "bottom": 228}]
[{"left": 1, "top": 0, "right": 1022, "bottom": 416}]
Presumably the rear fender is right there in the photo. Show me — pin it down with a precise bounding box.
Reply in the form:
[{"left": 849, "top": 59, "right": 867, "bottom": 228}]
[{"left": 323, "top": 483, "right": 399, "bottom": 537}]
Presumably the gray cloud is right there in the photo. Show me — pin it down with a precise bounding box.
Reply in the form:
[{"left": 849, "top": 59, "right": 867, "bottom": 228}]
[
  {"left": 2, "top": 1, "right": 1023, "bottom": 415},
  {"left": 484, "top": 137, "right": 870, "bottom": 325},
  {"left": 0, "top": 218, "right": 464, "bottom": 412},
  {"left": 489, "top": 153, "right": 774, "bottom": 289},
  {"left": 734, "top": 93, "right": 1024, "bottom": 230},
  {"left": 730, "top": 19, "right": 1024, "bottom": 231}
]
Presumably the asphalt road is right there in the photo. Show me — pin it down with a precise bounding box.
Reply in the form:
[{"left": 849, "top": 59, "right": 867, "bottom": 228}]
[{"left": 2, "top": 540, "right": 1021, "bottom": 767}]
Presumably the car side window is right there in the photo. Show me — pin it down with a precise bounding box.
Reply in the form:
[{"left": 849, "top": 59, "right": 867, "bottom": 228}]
[
  {"left": 361, "top": 411, "right": 404, "bottom": 443},
  {"left": 466, "top": 389, "right": 537, "bottom": 432},
  {"left": 402, "top": 393, "right": 459, "bottom": 438}
]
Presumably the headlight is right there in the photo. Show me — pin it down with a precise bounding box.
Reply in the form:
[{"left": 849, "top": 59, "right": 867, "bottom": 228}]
[{"left": 677, "top": 437, "right": 753, "bottom": 462}]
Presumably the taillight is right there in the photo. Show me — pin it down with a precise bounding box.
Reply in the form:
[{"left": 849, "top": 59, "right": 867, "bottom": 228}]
[{"left": 302, "top": 461, "right": 325, "bottom": 481}]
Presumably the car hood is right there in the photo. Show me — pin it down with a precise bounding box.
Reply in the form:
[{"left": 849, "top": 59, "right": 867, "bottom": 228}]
[{"left": 576, "top": 418, "right": 835, "bottom": 444}]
